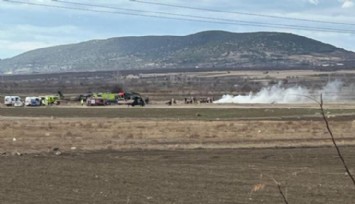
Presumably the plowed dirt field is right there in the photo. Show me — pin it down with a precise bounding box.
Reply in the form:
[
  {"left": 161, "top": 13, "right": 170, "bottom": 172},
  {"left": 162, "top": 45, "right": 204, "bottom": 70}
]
[{"left": 1, "top": 106, "right": 355, "bottom": 203}]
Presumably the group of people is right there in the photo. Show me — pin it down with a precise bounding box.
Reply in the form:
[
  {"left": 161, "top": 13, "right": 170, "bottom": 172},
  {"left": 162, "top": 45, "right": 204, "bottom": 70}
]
[
  {"left": 166, "top": 97, "right": 214, "bottom": 105},
  {"left": 184, "top": 97, "right": 214, "bottom": 104}
]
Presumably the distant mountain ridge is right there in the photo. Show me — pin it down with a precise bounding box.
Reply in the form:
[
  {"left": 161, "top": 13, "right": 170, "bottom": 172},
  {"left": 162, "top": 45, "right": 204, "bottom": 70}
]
[{"left": 1, "top": 30, "right": 354, "bottom": 74}]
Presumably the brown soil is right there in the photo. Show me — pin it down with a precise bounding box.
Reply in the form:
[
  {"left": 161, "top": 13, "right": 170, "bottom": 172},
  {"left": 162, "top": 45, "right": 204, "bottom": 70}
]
[
  {"left": 1, "top": 106, "right": 355, "bottom": 203},
  {"left": 1, "top": 148, "right": 355, "bottom": 203}
]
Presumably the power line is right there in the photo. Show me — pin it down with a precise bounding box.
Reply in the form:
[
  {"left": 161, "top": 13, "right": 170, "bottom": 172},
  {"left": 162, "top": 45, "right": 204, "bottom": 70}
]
[
  {"left": 3, "top": 0, "right": 355, "bottom": 34},
  {"left": 3, "top": 0, "right": 245, "bottom": 24},
  {"left": 53, "top": 0, "right": 355, "bottom": 34},
  {"left": 132, "top": 0, "right": 355, "bottom": 26}
]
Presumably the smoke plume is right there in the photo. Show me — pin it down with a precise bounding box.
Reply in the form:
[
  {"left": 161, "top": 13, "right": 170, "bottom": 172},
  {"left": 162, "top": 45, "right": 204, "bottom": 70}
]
[{"left": 214, "top": 80, "right": 343, "bottom": 104}]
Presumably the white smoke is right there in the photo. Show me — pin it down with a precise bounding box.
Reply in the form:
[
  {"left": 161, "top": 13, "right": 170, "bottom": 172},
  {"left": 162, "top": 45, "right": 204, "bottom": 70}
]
[{"left": 214, "top": 80, "right": 343, "bottom": 104}]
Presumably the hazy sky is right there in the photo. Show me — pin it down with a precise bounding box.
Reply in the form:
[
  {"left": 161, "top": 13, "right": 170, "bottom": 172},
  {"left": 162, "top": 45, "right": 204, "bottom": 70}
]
[{"left": 0, "top": 0, "right": 355, "bottom": 59}]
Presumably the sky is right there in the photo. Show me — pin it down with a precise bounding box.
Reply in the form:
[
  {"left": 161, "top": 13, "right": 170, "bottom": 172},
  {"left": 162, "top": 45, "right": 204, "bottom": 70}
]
[{"left": 0, "top": 0, "right": 355, "bottom": 59}]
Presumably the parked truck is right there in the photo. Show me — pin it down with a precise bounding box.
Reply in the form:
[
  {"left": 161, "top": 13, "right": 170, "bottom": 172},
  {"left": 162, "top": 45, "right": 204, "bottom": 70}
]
[
  {"left": 4, "top": 96, "right": 23, "bottom": 107},
  {"left": 40, "top": 95, "right": 60, "bottom": 106},
  {"left": 25, "top": 96, "right": 41, "bottom": 106},
  {"left": 92, "top": 93, "right": 118, "bottom": 104}
]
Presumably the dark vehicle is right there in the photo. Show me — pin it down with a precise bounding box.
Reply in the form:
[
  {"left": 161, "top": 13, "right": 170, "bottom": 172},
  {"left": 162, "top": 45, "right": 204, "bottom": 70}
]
[
  {"left": 79, "top": 93, "right": 93, "bottom": 102},
  {"left": 131, "top": 96, "right": 145, "bottom": 106},
  {"left": 57, "top": 91, "right": 92, "bottom": 102},
  {"left": 117, "top": 91, "right": 146, "bottom": 106}
]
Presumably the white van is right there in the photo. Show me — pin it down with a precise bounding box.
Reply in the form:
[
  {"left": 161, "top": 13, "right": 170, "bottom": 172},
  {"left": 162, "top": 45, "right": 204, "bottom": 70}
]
[
  {"left": 4, "top": 96, "right": 24, "bottom": 107},
  {"left": 25, "top": 96, "right": 41, "bottom": 106}
]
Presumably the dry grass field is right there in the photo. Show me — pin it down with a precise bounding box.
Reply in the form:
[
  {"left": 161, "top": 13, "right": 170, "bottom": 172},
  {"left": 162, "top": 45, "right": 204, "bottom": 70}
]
[{"left": 1, "top": 107, "right": 355, "bottom": 153}]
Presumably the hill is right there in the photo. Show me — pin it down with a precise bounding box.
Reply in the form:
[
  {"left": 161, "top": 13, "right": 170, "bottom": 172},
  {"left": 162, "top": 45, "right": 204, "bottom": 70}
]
[{"left": 1, "top": 31, "right": 354, "bottom": 74}]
